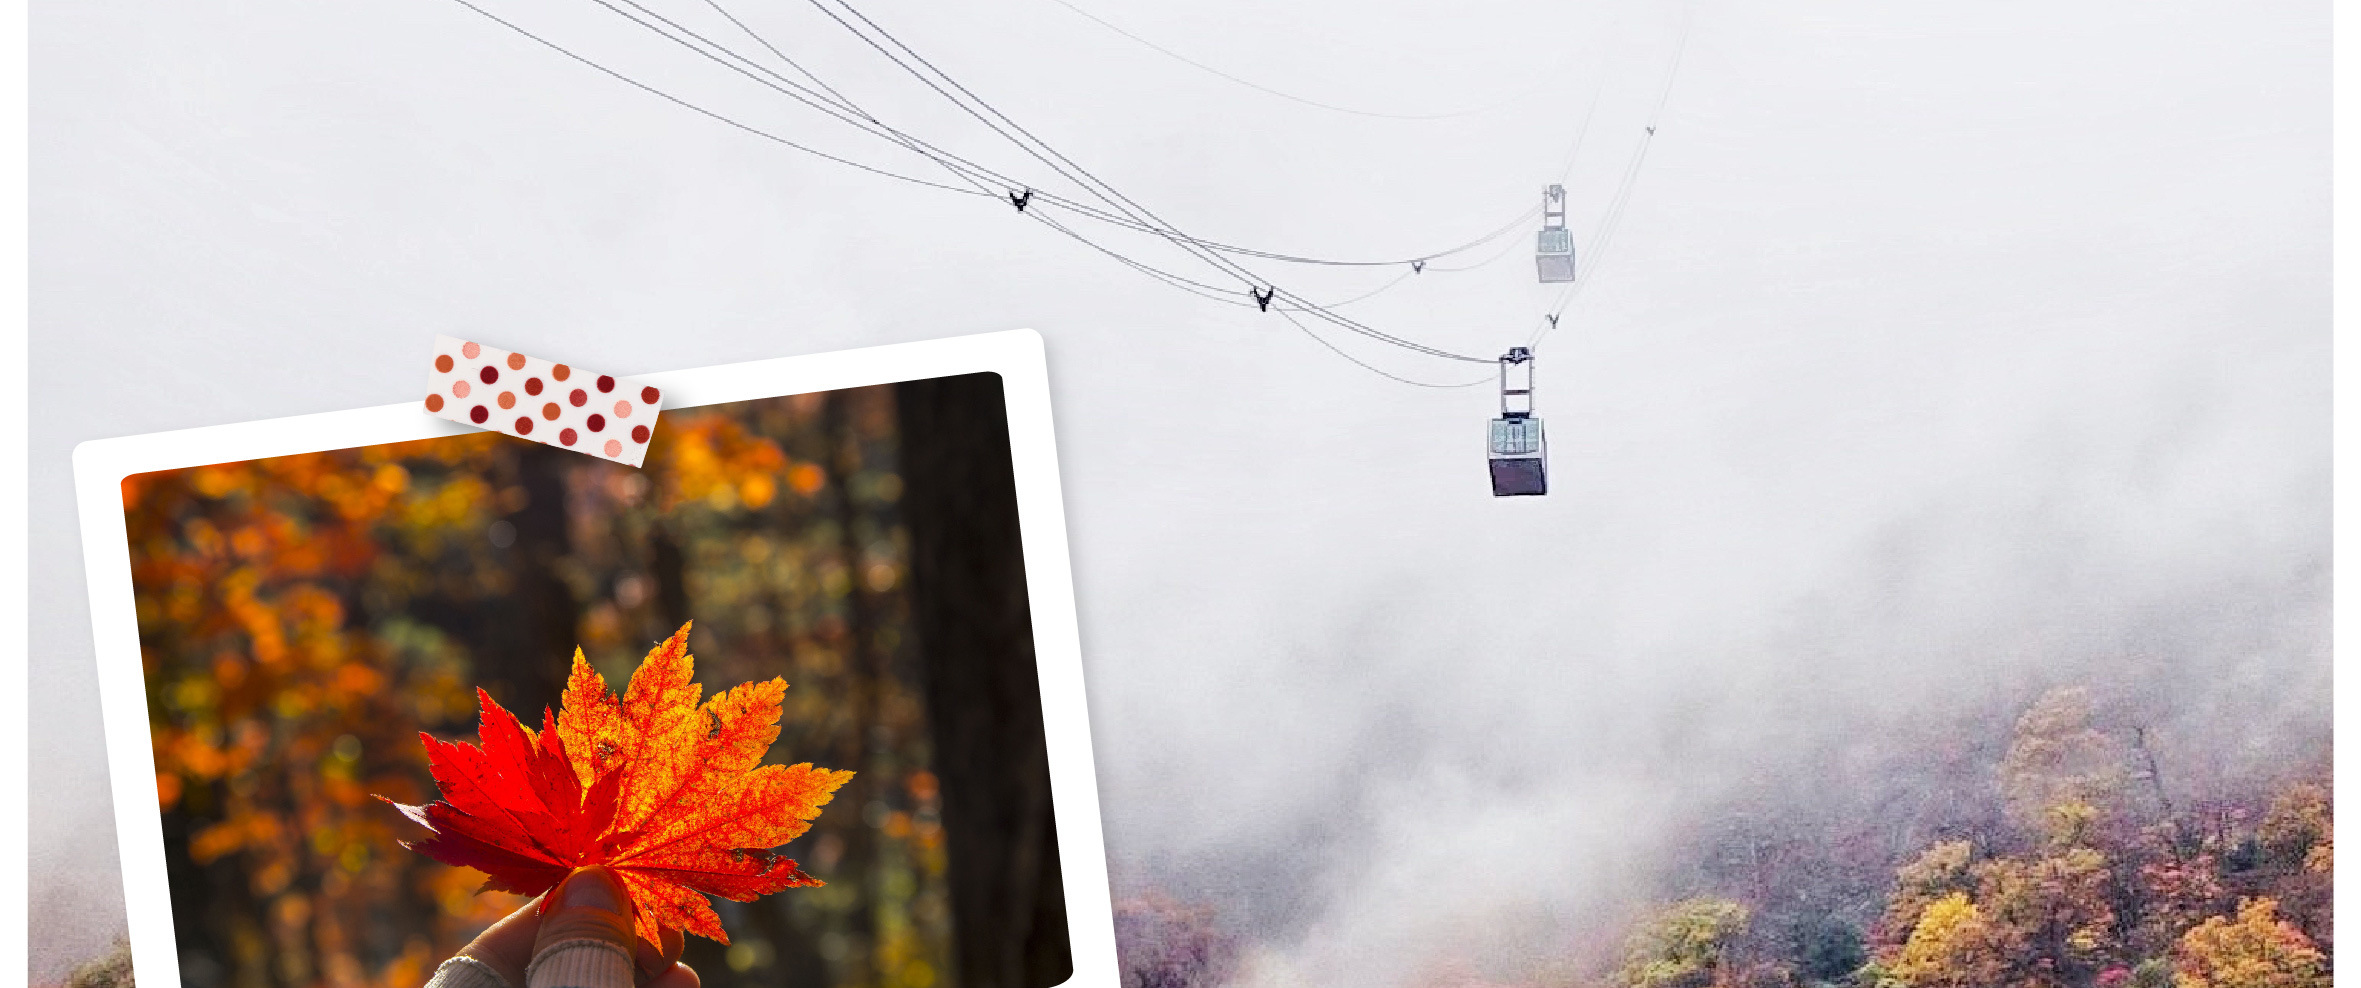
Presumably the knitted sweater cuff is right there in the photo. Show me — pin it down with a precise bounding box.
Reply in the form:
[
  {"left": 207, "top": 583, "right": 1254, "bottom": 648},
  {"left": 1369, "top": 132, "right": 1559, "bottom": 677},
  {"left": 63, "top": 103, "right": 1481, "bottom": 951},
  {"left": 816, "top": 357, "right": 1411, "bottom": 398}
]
[{"left": 525, "top": 939, "right": 636, "bottom": 988}]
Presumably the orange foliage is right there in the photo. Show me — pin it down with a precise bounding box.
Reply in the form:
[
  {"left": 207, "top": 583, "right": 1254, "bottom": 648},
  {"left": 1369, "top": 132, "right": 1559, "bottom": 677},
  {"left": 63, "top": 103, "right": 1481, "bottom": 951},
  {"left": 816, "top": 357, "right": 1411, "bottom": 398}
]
[
  {"left": 126, "top": 433, "right": 508, "bottom": 987},
  {"left": 650, "top": 412, "right": 796, "bottom": 511}
]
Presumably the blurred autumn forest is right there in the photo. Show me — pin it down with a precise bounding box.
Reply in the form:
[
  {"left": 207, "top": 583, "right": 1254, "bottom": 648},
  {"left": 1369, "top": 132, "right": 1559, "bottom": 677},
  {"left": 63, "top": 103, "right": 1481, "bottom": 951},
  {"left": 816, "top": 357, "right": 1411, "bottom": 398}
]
[
  {"left": 1113, "top": 684, "right": 2331, "bottom": 988},
  {"left": 123, "top": 376, "right": 1070, "bottom": 988}
]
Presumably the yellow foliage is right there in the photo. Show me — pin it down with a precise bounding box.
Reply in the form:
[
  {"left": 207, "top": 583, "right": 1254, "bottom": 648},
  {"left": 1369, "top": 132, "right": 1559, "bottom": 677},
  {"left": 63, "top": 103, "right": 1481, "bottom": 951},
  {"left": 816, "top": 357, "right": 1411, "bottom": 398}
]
[
  {"left": 2259, "top": 783, "right": 2330, "bottom": 872},
  {"left": 1879, "top": 840, "right": 1976, "bottom": 950},
  {"left": 1617, "top": 898, "right": 1749, "bottom": 988},
  {"left": 1891, "top": 894, "right": 2013, "bottom": 988},
  {"left": 2172, "top": 899, "right": 2327, "bottom": 988}
]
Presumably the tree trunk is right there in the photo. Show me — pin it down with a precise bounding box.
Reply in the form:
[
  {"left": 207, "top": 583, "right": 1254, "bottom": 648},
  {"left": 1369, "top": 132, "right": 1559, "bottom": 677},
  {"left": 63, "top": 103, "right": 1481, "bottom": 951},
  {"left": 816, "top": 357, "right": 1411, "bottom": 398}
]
[
  {"left": 486, "top": 443, "right": 580, "bottom": 711},
  {"left": 826, "top": 393, "right": 881, "bottom": 985},
  {"left": 894, "top": 374, "right": 1073, "bottom": 988}
]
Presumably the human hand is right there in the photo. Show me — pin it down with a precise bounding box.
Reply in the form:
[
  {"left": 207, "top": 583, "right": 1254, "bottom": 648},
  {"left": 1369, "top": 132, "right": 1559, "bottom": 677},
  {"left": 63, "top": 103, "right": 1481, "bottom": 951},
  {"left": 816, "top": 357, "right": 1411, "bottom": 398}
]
[{"left": 444, "top": 868, "right": 697, "bottom": 988}]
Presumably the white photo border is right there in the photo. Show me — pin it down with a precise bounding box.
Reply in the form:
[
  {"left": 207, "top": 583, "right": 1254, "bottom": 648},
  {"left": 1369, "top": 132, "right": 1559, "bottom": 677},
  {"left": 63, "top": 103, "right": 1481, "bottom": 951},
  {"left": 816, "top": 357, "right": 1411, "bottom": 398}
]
[{"left": 71, "top": 328, "right": 1114, "bottom": 988}]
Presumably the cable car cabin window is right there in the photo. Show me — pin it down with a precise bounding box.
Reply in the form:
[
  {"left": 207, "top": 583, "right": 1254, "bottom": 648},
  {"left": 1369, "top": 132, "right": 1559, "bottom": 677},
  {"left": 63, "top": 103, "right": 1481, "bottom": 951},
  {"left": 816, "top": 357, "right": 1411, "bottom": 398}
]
[
  {"left": 1536, "top": 228, "right": 1576, "bottom": 284},
  {"left": 1490, "top": 417, "right": 1543, "bottom": 456}
]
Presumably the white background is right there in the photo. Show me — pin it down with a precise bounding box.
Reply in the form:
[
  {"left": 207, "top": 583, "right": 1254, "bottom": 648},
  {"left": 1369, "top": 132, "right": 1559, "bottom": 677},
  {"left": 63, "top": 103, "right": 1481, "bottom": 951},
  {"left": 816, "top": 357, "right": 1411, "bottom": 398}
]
[{"left": 28, "top": 0, "right": 2327, "bottom": 983}]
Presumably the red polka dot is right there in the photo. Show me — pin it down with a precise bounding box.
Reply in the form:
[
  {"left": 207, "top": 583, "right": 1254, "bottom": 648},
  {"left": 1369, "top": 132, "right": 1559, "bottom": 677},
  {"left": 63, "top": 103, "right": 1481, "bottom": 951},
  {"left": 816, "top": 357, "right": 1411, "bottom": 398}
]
[
  {"left": 641, "top": 386, "right": 661, "bottom": 404},
  {"left": 587, "top": 414, "right": 606, "bottom": 433},
  {"left": 524, "top": 378, "right": 543, "bottom": 396},
  {"left": 631, "top": 425, "right": 649, "bottom": 443},
  {"left": 425, "top": 394, "right": 444, "bottom": 412},
  {"left": 506, "top": 353, "right": 527, "bottom": 370},
  {"left": 462, "top": 342, "right": 481, "bottom": 359},
  {"left": 434, "top": 355, "right": 454, "bottom": 373},
  {"left": 596, "top": 375, "right": 615, "bottom": 393},
  {"left": 603, "top": 439, "right": 622, "bottom": 457},
  {"left": 569, "top": 389, "right": 587, "bottom": 407},
  {"left": 469, "top": 405, "right": 488, "bottom": 424},
  {"left": 515, "top": 417, "right": 534, "bottom": 435},
  {"left": 560, "top": 428, "right": 578, "bottom": 446},
  {"left": 479, "top": 366, "right": 499, "bottom": 385}
]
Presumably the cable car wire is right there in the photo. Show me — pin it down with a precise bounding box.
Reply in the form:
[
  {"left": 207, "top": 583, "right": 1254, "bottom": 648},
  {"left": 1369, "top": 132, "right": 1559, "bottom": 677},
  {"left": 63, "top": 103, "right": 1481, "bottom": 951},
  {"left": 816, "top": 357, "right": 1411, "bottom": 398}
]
[
  {"left": 1531, "top": 0, "right": 1694, "bottom": 349},
  {"left": 794, "top": 0, "right": 1390, "bottom": 296},
  {"left": 1319, "top": 268, "right": 1418, "bottom": 308},
  {"left": 1061, "top": 204, "right": 1538, "bottom": 269},
  {"left": 1422, "top": 225, "right": 1531, "bottom": 273},
  {"left": 450, "top": 0, "right": 1687, "bottom": 373},
  {"left": 1276, "top": 308, "right": 1496, "bottom": 388},
  {"left": 1039, "top": 0, "right": 1543, "bottom": 122},
  {"left": 578, "top": 0, "right": 1329, "bottom": 310},
  {"left": 819, "top": 0, "right": 1506, "bottom": 363},
  {"left": 438, "top": 0, "right": 999, "bottom": 197},
  {"left": 446, "top": 0, "right": 1309, "bottom": 314},
  {"left": 681, "top": 0, "right": 1539, "bottom": 271},
  {"left": 792, "top": 0, "right": 1497, "bottom": 362},
  {"left": 602, "top": 0, "right": 1542, "bottom": 272},
  {"left": 478, "top": 0, "right": 1552, "bottom": 357},
  {"left": 453, "top": 0, "right": 1425, "bottom": 322},
  {"left": 671, "top": 0, "right": 1676, "bottom": 365},
  {"left": 794, "top": 0, "right": 1333, "bottom": 291},
  {"left": 590, "top": 0, "right": 1036, "bottom": 189},
  {"left": 678, "top": 0, "right": 1691, "bottom": 395},
  {"left": 676, "top": 0, "right": 1460, "bottom": 321}
]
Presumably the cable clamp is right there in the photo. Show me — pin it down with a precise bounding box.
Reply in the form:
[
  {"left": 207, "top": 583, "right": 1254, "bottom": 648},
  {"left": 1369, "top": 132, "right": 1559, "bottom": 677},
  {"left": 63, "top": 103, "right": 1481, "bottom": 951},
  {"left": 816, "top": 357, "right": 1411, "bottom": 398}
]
[
  {"left": 1009, "top": 189, "right": 1033, "bottom": 212},
  {"left": 1252, "top": 287, "right": 1275, "bottom": 311}
]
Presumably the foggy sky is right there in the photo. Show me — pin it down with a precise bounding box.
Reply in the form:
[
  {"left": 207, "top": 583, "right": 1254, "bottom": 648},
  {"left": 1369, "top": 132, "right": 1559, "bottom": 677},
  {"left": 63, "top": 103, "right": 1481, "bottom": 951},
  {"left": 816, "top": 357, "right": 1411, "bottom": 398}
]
[{"left": 29, "top": 0, "right": 2327, "bottom": 982}]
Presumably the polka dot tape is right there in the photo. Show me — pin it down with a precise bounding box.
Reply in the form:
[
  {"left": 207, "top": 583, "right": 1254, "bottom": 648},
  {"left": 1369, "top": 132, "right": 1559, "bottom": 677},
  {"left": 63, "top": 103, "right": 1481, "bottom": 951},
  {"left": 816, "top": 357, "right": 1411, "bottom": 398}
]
[{"left": 424, "top": 335, "right": 663, "bottom": 467}]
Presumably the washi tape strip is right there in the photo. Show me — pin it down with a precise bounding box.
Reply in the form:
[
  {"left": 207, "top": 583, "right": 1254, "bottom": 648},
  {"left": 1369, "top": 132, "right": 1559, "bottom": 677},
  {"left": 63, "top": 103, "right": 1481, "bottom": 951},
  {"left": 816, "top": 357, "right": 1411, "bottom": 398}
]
[{"left": 424, "top": 336, "right": 662, "bottom": 467}]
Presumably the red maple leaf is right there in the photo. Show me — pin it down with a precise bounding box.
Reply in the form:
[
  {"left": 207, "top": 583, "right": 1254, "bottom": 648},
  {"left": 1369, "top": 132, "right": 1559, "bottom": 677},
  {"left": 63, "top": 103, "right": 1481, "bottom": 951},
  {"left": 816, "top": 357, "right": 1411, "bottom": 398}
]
[{"left": 382, "top": 623, "right": 853, "bottom": 946}]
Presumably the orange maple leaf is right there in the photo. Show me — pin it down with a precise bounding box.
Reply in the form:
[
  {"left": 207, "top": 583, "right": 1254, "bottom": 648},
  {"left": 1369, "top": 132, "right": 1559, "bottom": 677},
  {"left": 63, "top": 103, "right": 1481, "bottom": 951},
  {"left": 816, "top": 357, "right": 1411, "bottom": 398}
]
[{"left": 382, "top": 622, "right": 854, "bottom": 946}]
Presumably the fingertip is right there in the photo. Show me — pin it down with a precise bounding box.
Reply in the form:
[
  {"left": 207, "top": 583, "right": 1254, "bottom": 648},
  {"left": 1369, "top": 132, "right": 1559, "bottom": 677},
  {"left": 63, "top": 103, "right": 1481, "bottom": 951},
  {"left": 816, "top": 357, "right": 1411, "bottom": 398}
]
[
  {"left": 648, "top": 961, "right": 699, "bottom": 988},
  {"left": 533, "top": 867, "right": 637, "bottom": 957},
  {"left": 554, "top": 866, "right": 628, "bottom": 913},
  {"left": 632, "top": 928, "right": 682, "bottom": 980}
]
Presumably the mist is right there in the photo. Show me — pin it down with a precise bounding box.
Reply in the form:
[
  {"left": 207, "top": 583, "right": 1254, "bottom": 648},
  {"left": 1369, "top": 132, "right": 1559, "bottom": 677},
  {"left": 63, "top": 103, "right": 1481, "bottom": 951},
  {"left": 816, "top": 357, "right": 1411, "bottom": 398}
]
[{"left": 30, "top": 0, "right": 2326, "bottom": 982}]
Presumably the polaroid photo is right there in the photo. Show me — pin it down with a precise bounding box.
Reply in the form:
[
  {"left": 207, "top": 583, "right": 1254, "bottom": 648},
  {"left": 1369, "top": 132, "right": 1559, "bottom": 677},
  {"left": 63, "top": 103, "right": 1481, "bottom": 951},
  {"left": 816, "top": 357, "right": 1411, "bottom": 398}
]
[{"left": 72, "top": 329, "right": 1112, "bottom": 988}]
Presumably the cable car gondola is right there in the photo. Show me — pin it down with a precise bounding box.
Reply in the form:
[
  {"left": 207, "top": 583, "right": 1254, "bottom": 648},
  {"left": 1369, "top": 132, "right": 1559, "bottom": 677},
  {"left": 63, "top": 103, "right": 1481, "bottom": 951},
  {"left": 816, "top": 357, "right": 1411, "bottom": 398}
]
[
  {"left": 1536, "top": 185, "right": 1575, "bottom": 284},
  {"left": 1489, "top": 347, "right": 1547, "bottom": 496}
]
